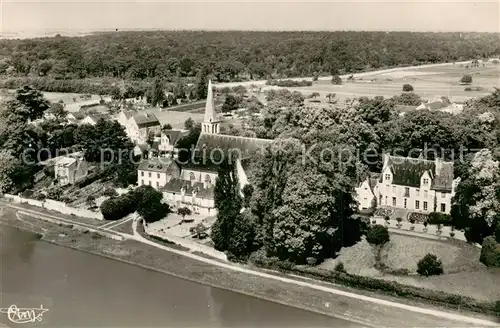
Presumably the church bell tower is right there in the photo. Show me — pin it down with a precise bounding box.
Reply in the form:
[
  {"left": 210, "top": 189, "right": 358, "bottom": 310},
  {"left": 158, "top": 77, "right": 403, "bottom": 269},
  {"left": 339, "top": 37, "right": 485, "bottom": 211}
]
[{"left": 202, "top": 80, "right": 220, "bottom": 134}]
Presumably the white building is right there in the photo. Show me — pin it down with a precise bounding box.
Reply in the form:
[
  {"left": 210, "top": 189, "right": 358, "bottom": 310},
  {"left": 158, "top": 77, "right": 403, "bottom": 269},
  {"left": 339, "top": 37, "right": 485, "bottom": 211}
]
[
  {"left": 374, "top": 154, "right": 460, "bottom": 214},
  {"left": 54, "top": 154, "right": 89, "bottom": 186},
  {"left": 137, "top": 157, "right": 180, "bottom": 189},
  {"left": 355, "top": 173, "right": 380, "bottom": 211},
  {"left": 116, "top": 110, "right": 161, "bottom": 144},
  {"left": 80, "top": 113, "right": 112, "bottom": 125}
]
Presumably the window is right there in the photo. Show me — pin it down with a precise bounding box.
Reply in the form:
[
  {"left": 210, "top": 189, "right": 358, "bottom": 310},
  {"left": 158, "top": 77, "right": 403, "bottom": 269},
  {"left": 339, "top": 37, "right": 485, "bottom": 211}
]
[
  {"left": 423, "top": 201, "right": 428, "bottom": 211},
  {"left": 424, "top": 190, "right": 428, "bottom": 198},
  {"left": 157, "top": 173, "right": 160, "bottom": 179},
  {"left": 423, "top": 178, "right": 429, "bottom": 185},
  {"left": 141, "top": 171, "right": 144, "bottom": 177},
  {"left": 404, "top": 198, "right": 407, "bottom": 208},
  {"left": 189, "top": 172, "right": 196, "bottom": 180},
  {"left": 441, "top": 192, "right": 446, "bottom": 198},
  {"left": 141, "top": 180, "right": 144, "bottom": 186},
  {"left": 385, "top": 196, "right": 388, "bottom": 204},
  {"left": 385, "top": 174, "right": 390, "bottom": 181},
  {"left": 416, "top": 189, "right": 420, "bottom": 197},
  {"left": 149, "top": 172, "right": 152, "bottom": 178},
  {"left": 156, "top": 181, "right": 159, "bottom": 188},
  {"left": 205, "top": 174, "right": 211, "bottom": 184},
  {"left": 392, "top": 186, "right": 396, "bottom": 193},
  {"left": 415, "top": 200, "right": 420, "bottom": 209},
  {"left": 404, "top": 187, "right": 410, "bottom": 197},
  {"left": 149, "top": 180, "right": 151, "bottom": 186},
  {"left": 392, "top": 197, "right": 396, "bottom": 206},
  {"left": 441, "top": 203, "right": 446, "bottom": 213}
]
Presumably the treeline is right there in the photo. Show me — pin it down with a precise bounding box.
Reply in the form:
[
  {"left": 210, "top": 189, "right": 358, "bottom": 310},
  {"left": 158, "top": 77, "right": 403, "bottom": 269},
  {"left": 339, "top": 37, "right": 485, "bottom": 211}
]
[{"left": 0, "top": 31, "right": 499, "bottom": 82}]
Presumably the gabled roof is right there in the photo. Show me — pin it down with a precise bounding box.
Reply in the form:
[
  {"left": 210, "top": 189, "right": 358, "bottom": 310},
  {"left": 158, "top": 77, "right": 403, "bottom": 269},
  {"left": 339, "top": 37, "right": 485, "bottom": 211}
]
[
  {"left": 56, "top": 157, "right": 77, "bottom": 167},
  {"left": 138, "top": 157, "right": 174, "bottom": 173},
  {"left": 133, "top": 113, "right": 160, "bottom": 128},
  {"left": 162, "top": 129, "right": 185, "bottom": 145},
  {"left": 195, "top": 133, "right": 272, "bottom": 160},
  {"left": 162, "top": 177, "right": 215, "bottom": 199},
  {"left": 383, "top": 155, "right": 454, "bottom": 191},
  {"left": 182, "top": 160, "right": 220, "bottom": 173}
]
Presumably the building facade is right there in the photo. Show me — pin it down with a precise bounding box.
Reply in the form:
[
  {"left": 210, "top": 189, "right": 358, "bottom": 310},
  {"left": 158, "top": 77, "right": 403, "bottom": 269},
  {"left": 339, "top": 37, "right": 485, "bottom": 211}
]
[
  {"left": 373, "top": 154, "right": 459, "bottom": 214},
  {"left": 54, "top": 154, "right": 88, "bottom": 186}
]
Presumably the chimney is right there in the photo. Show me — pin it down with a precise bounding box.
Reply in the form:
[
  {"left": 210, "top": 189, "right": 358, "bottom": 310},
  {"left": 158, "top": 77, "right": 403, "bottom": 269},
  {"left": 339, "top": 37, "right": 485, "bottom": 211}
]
[{"left": 435, "top": 157, "right": 443, "bottom": 176}]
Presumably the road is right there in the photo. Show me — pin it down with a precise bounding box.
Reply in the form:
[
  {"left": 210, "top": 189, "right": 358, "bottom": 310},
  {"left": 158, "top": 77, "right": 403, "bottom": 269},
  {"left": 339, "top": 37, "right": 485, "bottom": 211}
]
[{"left": 2, "top": 201, "right": 499, "bottom": 327}]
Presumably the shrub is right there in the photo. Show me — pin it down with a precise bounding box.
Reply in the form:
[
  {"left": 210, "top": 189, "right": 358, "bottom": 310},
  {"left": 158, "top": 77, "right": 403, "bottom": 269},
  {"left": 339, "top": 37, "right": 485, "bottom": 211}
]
[
  {"left": 409, "top": 218, "right": 415, "bottom": 224},
  {"left": 396, "top": 217, "right": 402, "bottom": 223},
  {"left": 460, "top": 74, "right": 473, "bottom": 85},
  {"left": 417, "top": 254, "right": 444, "bottom": 277},
  {"left": 306, "top": 257, "right": 317, "bottom": 266},
  {"left": 495, "top": 300, "right": 500, "bottom": 317},
  {"left": 402, "top": 84, "right": 414, "bottom": 92},
  {"left": 428, "top": 212, "right": 452, "bottom": 225},
  {"left": 266, "top": 79, "right": 312, "bottom": 87},
  {"left": 464, "top": 87, "right": 472, "bottom": 92},
  {"left": 495, "top": 223, "right": 500, "bottom": 243},
  {"left": 331, "top": 75, "right": 342, "bottom": 85},
  {"left": 479, "top": 236, "right": 500, "bottom": 267},
  {"left": 103, "top": 187, "right": 118, "bottom": 197},
  {"left": 335, "top": 262, "right": 346, "bottom": 273},
  {"left": 177, "top": 206, "right": 192, "bottom": 219},
  {"left": 366, "top": 225, "right": 390, "bottom": 246}
]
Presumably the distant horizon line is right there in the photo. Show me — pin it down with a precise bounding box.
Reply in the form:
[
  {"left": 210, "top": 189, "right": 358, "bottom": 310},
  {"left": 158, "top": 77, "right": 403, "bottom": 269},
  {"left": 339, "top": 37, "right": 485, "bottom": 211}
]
[{"left": 1, "top": 28, "right": 499, "bottom": 35}]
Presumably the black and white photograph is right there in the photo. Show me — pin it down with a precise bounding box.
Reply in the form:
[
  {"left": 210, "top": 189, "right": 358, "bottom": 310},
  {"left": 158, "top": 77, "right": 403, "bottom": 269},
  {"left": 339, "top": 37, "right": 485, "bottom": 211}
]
[{"left": 0, "top": 1, "right": 499, "bottom": 327}]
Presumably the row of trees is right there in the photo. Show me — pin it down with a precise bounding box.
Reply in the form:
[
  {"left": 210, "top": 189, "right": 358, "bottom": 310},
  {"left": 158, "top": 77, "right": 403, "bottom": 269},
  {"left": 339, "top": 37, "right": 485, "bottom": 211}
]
[{"left": 1, "top": 31, "right": 498, "bottom": 81}]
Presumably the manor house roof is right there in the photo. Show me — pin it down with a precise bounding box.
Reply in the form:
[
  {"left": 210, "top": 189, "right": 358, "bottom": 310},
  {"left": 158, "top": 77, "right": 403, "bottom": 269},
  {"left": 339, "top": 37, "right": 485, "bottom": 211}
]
[{"left": 195, "top": 133, "right": 272, "bottom": 160}]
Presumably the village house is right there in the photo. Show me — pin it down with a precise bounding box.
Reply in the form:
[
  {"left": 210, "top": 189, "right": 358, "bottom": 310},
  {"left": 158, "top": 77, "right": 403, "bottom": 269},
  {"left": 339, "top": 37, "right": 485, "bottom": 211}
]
[
  {"left": 133, "top": 129, "right": 188, "bottom": 159},
  {"left": 355, "top": 173, "right": 380, "bottom": 211},
  {"left": 372, "top": 154, "right": 460, "bottom": 214},
  {"left": 54, "top": 153, "right": 89, "bottom": 186},
  {"left": 137, "top": 157, "right": 181, "bottom": 189},
  {"left": 80, "top": 113, "right": 112, "bottom": 125},
  {"left": 116, "top": 109, "right": 161, "bottom": 144},
  {"left": 136, "top": 80, "right": 272, "bottom": 214}
]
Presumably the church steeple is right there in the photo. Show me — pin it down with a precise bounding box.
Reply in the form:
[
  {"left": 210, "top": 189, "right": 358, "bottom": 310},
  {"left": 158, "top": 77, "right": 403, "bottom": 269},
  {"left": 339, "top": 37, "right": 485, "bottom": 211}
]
[{"left": 202, "top": 80, "right": 220, "bottom": 134}]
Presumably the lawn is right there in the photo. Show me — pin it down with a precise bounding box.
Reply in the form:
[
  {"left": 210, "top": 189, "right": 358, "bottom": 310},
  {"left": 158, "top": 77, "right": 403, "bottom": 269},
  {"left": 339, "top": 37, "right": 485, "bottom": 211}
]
[
  {"left": 281, "top": 62, "right": 500, "bottom": 105},
  {"left": 146, "top": 108, "right": 204, "bottom": 129},
  {"left": 319, "top": 233, "right": 500, "bottom": 302}
]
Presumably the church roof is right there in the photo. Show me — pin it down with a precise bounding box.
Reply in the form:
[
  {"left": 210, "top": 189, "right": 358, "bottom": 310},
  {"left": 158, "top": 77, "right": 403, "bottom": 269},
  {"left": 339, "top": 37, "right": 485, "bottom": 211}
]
[
  {"left": 162, "top": 177, "right": 215, "bottom": 199},
  {"left": 133, "top": 113, "right": 160, "bottom": 128},
  {"left": 204, "top": 80, "right": 218, "bottom": 123},
  {"left": 195, "top": 133, "right": 272, "bottom": 160}
]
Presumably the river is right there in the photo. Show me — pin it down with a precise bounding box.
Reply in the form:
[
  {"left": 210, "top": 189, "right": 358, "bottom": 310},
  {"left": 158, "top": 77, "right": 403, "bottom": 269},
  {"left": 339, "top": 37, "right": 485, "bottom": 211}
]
[{"left": 0, "top": 226, "right": 358, "bottom": 327}]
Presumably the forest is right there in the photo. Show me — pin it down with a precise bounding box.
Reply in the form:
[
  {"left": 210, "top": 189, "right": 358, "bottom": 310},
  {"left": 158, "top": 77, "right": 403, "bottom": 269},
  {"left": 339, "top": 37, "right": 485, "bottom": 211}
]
[{"left": 0, "top": 31, "right": 499, "bottom": 83}]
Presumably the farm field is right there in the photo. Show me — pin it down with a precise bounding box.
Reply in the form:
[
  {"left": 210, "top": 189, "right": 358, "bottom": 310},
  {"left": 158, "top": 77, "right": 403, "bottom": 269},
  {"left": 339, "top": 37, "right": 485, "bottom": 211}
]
[
  {"left": 145, "top": 107, "right": 204, "bottom": 129},
  {"left": 260, "top": 61, "right": 500, "bottom": 105},
  {"left": 319, "top": 233, "right": 500, "bottom": 302}
]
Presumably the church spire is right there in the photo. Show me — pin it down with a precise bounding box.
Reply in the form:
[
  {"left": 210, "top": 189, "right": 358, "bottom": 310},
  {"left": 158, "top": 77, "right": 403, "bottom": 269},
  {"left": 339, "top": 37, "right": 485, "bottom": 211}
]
[
  {"left": 204, "top": 79, "right": 216, "bottom": 123},
  {"left": 202, "top": 80, "right": 220, "bottom": 134}
]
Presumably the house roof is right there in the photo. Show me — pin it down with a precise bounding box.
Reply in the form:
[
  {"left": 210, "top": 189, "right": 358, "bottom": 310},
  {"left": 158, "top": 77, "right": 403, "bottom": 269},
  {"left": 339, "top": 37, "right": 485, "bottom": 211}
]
[
  {"left": 395, "top": 105, "right": 417, "bottom": 113},
  {"left": 181, "top": 160, "right": 221, "bottom": 173},
  {"left": 133, "top": 113, "right": 160, "bottom": 128},
  {"left": 56, "top": 157, "right": 77, "bottom": 167},
  {"left": 122, "top": 109, "right": 138, "bottom": 119},
  {"left": 86, "top": 113, "right": 111, "bottom": 122},
  {"left": 138, "top": 157, "right": 174, "bottom": 173},
  {"left": 195, "top": 133, "right": 272, "bottom": 160},
  {"left": 162, "top": 129, "right": 185, "bottom": 145},
  {"left": 162, "top": 177, "right": 215, "bottom": 199},
  {"left": 383, "top": 155, "right": 454, "bottom": 191},
  {"left": 427, "top": 101, "right": 446, "bottom": 110}
]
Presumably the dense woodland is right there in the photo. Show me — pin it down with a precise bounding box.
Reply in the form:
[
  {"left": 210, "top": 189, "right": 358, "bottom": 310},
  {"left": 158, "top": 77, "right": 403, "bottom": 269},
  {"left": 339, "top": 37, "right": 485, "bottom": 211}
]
[{"left": 1, "top": 31, "right": 499, "bottom": 83}]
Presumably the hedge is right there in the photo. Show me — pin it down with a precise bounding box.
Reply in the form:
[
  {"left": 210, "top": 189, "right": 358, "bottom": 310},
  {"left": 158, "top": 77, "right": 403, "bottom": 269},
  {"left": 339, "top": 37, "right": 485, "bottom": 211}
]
[
  {"left": 265, "top": 79, "right": 312, "bottom": 87},
  {"left": 248, "top": 250, "right": 496, "bottom": 315},
  {"left": 480, "top": 236, "right": 500, "bottom": 267}
]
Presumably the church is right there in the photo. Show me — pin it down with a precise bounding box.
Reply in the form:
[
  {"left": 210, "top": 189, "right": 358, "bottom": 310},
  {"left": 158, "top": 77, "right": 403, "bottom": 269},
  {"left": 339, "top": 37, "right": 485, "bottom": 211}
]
[{"left": 137, "top": 80, "right": 272, "bottom": 214}]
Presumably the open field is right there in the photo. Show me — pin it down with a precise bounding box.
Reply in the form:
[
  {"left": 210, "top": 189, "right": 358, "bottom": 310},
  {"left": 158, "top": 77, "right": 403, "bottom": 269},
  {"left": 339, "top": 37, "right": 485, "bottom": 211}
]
[
  {"left": 280, "top": 63, "right": 500, "bottom": 104},
  {"left": 319, "top": 233, "right": 500, "bottom": 302},
  {"left": 144, "top": 108, "right": 204, "bottom": 128}
]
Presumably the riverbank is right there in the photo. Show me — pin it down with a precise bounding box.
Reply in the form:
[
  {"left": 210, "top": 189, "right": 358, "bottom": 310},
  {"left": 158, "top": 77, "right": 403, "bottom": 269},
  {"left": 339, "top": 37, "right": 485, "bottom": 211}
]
[{"left": 1, "top": 206, "right": 498, "bottom": 327}]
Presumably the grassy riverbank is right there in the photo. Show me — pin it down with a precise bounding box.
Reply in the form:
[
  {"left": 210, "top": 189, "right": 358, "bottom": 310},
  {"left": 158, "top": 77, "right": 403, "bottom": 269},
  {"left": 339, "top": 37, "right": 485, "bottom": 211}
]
[{"left": 0, "top": 207, "right": 498, "bottom": 327}]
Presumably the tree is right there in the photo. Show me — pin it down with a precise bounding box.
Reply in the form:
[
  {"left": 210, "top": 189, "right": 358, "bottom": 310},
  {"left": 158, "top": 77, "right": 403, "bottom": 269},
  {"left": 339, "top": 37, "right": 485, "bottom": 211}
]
[
  {"left": 194, "top": 65, "right": 210, "bottom": 100},
  {"left": 366, "top": 225, "right": 390, "bottom": 246},
  {"left": 163, "top": 124, "right": 173, "bottom": 130},
  {"left": 177, "top": 207, "right": 192, "bottom": 219},
  {"left": 211, "top": 159, "right": 243, "bottom": 251},
  {"left": 310, "top": 92, "right": 320, "bottom": 99},
  {"left": 417, "top": 254, "right": 444, "bottom": 276},
  {"left": 175, "top": 123, "right": 201, "bottom": 163},
  {"left": 402, "top": 84, "right": 414, "bottom": 92},
  {"left": 135, "top": 185, "right": 170, "bottom": 223},
  {"left": 391, "top": 92, "right": 422, "bottom": 106},
  {"left": 0, "top": 150, "right": 34, "bottom": 194},
  {"left": 184, "top": 117, "right": 195, "bottom": 130},
  {"left": 11, "top": 86, "right": 50, "bottom": 121},
  {"left": 146, "top": 77, "right": 166, "bottom": 107},
  {"left": 460, "top": 74, "right": 473, "bottom": 85},
  {"left": 48, "top": 102, "right": 68, "bottom": 121},
  {"left": 331, "top": 75, "right": 342, "bottom": 85},
  {"left": 326, "top": 93, "right": 337, "bottom": 104},
  {"left": 222, "top": 94, "right": 240, "bottom": 112},
  {"left": 242, "top": 184, "right": 254, "bottom": 208}
]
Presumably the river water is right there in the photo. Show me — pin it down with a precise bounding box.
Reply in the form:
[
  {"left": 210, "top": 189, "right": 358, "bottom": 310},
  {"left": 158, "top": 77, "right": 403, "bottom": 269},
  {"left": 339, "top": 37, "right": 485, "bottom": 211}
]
[{"left": 0, "top": 226, "right": 357, "bottom": 327}]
